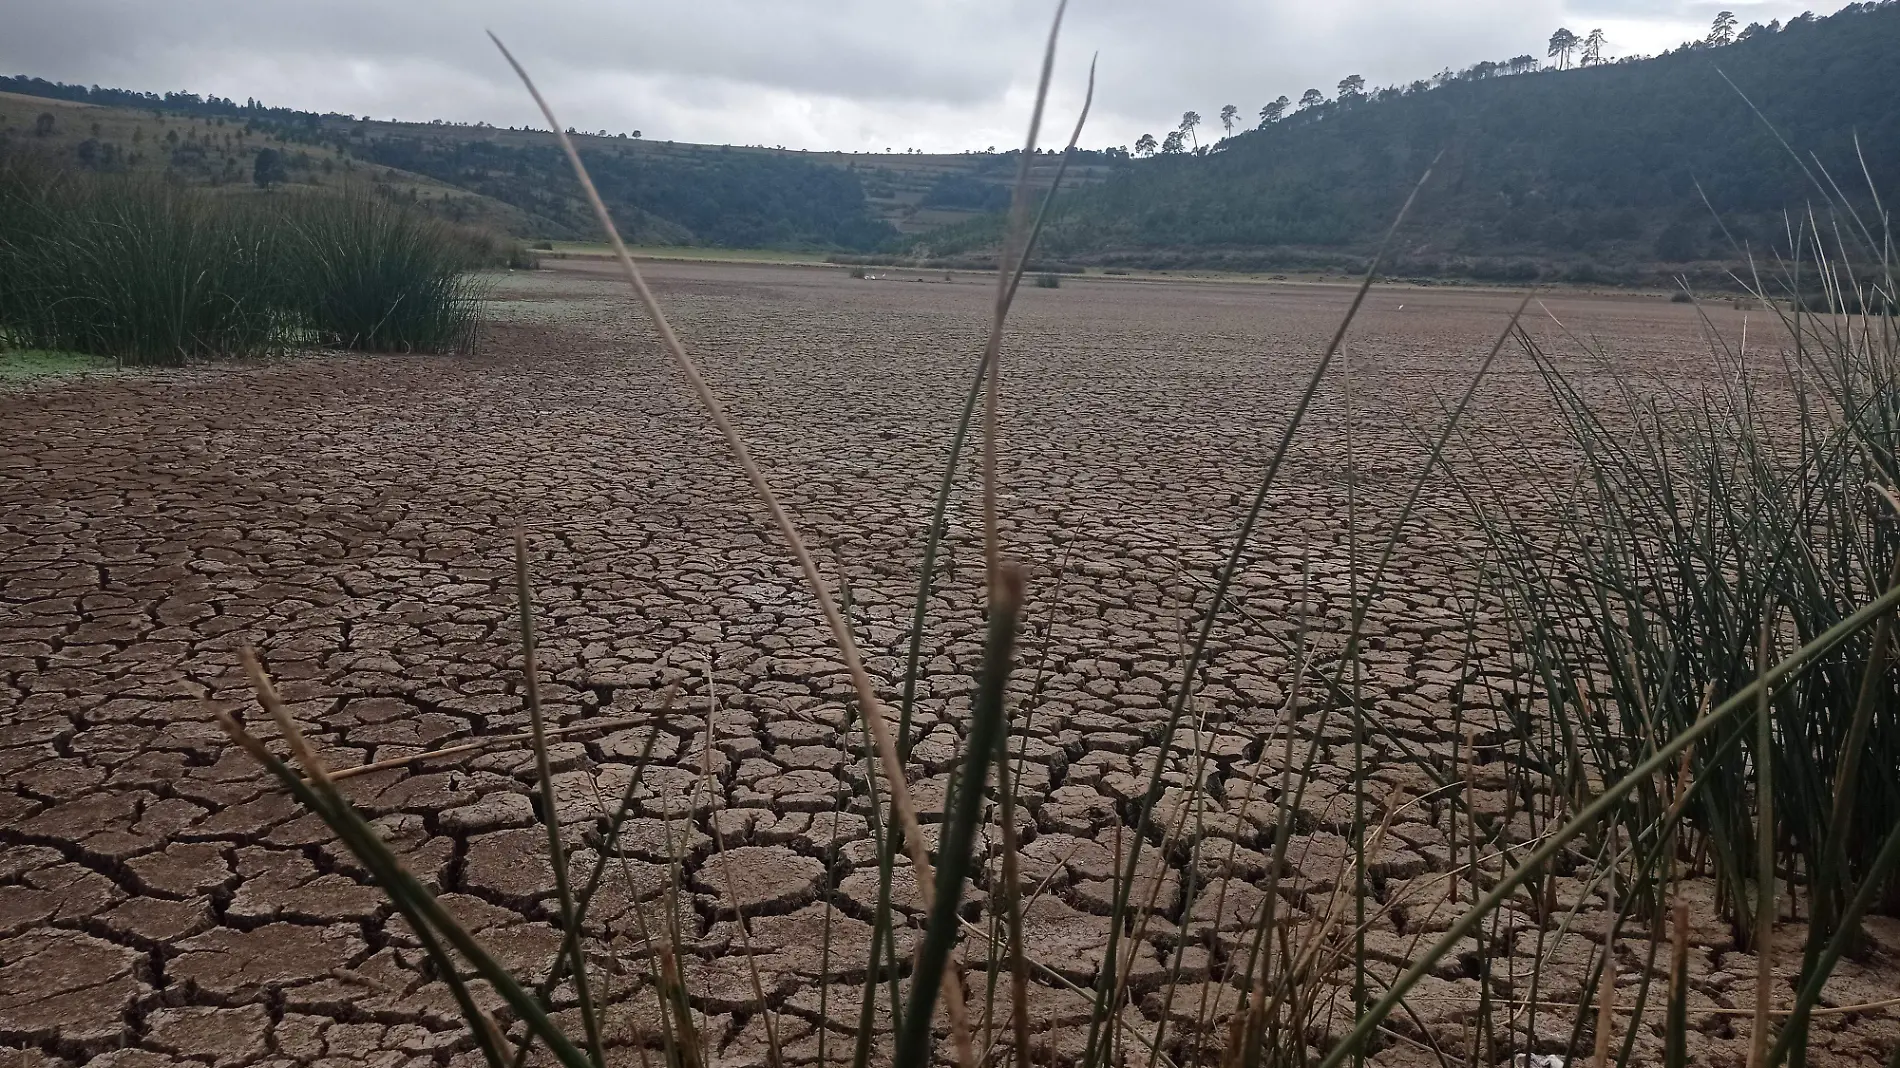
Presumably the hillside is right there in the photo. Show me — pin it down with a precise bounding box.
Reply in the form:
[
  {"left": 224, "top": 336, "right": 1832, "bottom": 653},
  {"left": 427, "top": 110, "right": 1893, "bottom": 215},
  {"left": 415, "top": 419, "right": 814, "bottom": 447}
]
[
  {"left": 323, "top": 127, "right": 1119, "bottom": 243},
  {"left": 13, "top": 4, "right": 1892, "bottom": 275},
  {"left": 921, "top": 2, "right": 1900, "bottom": 283},
  {"left": 0, "top": 75, "right": 1120, "bottom": 250},
  {"left": 0, "top": 91, "right": 538, "bottom": 235}
]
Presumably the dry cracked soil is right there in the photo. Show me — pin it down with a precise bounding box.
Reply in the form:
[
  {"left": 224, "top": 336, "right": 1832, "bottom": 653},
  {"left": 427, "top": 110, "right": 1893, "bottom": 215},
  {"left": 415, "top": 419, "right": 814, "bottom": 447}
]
[{"left": 4, "top": 260, "right": 1899, "bottom": 1068}]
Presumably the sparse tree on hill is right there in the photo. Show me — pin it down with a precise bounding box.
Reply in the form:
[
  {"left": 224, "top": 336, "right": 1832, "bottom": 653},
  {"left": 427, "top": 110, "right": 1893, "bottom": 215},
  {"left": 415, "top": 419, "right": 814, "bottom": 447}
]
[
  {"left": 252, "top": 147, "right": 287, "bottom": 189},
  {"left": 1160, "top": 130, "right": 1185, "bottom": 154},
  {"left": 1219, "top": 104, "right": 1238, "bottom": 138},
  {"left": 1258, "top": 96, "right": 1290, "bottom": 126},
  {"left": 1548, "top": 27, "right": 1581, "bottom": 68},
  {"left": 1134, "top": 132, "right": 1157, "bottom": 157},
  {"left": 1337, "top": 74, "right": 1367, "bottom": 100},
  {"left": 1709, "top": 10, "right": 1738, "bottom": 45},
  {"left": 1509, "top": 54, "right": 1539, "bottom": 74},
  {"left": 1178, "top": 111, "right": 1201, "bottom": 150},
  {"left": 1582, "top": 29, "right": 1607, "bottom": 64},
  {"left": 1297, "top": 88, "right": 1325, "bottom": 112}
]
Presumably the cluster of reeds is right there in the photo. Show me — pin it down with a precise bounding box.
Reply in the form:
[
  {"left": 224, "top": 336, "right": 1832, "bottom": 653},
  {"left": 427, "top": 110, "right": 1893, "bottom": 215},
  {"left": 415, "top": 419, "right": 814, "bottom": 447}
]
[
  {"left": 207, "top": 12, "right": 1900, "bottom": 1068},
  {"left": 0, "top": 156, "right": 481, "bottom": 364},
  {"left": 1460, "top": 164, "right": 1900, "bottom": 1064},
  {"left": 279, "top": 192, "right": 486, "bottom": 352}
]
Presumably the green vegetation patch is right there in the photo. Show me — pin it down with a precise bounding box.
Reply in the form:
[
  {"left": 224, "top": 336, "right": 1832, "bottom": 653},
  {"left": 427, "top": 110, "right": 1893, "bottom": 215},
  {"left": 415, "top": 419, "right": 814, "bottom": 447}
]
[
  {"left": 0, "top": 347, "right": 116, "bottom": 380},
  {"left": 0, "top": 156, "right": 482, "bottom": 365}
]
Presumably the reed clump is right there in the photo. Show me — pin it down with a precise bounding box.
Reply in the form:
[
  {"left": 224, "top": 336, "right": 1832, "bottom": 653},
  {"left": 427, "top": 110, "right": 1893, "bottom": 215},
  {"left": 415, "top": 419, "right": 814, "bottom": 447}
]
[
  {"left": 0, "top": 157, "right": 482, "bottom": 365},
  {"left": 1475, "top": 208, "right": 1900, "bottom": 945}
]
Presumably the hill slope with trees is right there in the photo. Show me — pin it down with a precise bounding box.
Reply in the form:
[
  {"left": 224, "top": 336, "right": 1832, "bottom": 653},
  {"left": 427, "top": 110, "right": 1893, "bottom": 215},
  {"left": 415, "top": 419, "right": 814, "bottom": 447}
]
[
  {"left": 0, "top": 75, "right": 1122, "bottom": 250},
  {"left": 11, "top": 3, "right": 1895, "bottom": 271},
  {"left": 0, "top": 90, "right": 539, "bottom": 237},
  {"left": 922, "top": 2, "right": 1900, "bottom": 283}
]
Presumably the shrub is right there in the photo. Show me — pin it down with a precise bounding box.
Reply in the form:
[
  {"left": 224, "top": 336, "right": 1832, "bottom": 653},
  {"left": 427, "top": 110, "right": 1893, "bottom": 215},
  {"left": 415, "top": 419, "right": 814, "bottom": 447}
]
[
  {"left": 504, "top": 242, "right": 541, "bottom": 270},
  {"left": 1034, "top": 271, "right": 1061, "bottom": 288}
]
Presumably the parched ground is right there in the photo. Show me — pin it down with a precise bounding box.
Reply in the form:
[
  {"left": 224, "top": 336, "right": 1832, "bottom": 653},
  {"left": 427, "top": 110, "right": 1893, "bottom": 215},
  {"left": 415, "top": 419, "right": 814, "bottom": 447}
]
[{"left": 4, "top": 261, "right": 1897, "bottom": 1068}]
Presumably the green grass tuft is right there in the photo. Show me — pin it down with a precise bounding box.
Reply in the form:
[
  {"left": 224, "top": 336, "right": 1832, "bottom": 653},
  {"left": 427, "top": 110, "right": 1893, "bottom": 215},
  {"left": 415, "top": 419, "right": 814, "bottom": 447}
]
[{"left": 0, "top": 347, "right": 117, "bottom": 381}]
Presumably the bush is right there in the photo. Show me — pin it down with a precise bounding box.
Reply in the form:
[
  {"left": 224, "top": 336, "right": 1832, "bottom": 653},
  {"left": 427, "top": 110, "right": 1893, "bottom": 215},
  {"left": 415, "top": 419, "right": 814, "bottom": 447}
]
[
  {"left": 504, "top": 242, "right": 541, "bottom": 271},
  {"left": 1034, "top": 271, "right": 1061, "bottom": 288}
]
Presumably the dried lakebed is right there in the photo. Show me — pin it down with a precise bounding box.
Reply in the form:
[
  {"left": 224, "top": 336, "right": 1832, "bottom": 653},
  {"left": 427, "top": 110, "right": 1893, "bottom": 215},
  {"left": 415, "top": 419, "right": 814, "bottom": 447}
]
[{"left": 4, "top": 261, "right": 1898, "bottom": 1067}]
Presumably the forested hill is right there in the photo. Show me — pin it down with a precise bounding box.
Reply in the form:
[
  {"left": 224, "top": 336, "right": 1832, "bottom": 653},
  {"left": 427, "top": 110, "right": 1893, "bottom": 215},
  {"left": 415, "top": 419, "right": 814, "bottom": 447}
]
[
  {"left": 0, "top": 74, "right": 1118, "bottom": 250},
  {"left": 928, "top": 2, "right": 1900, "bottom": 282},
  {"left": 0, "top": 76, "right": 897, "bottom": 249}
]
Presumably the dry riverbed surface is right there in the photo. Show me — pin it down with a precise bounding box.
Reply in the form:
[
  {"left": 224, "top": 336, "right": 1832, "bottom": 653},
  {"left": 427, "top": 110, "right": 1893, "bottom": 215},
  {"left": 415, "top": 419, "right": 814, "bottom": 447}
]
[{"left": 4, "top": 261, "right": 1897, "bottom": 1067}]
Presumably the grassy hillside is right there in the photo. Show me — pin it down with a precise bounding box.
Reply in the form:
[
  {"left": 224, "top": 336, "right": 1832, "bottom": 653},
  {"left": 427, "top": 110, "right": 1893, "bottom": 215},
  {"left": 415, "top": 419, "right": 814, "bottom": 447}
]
[
  {"left": 0, "top": 91, "right": 539, "bottom": 235},
  {"left": 921, "top": 2, "right": 1900, "bottom": 283},
  {"left": 0, "top": 73, "right": 1120, "bottom": 249}
]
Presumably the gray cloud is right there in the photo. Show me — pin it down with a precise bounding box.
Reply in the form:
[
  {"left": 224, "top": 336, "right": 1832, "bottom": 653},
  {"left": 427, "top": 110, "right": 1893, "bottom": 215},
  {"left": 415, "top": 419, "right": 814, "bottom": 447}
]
[{"left": 0, "top": 1, "right": 1853, "bottom": 152}]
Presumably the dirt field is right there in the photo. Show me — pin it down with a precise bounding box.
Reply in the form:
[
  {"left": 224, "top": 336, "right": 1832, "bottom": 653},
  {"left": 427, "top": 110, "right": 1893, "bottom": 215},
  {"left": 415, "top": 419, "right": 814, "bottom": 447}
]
[{"left": 4, "top": 261, "right": 1896, "bottom": 1068}]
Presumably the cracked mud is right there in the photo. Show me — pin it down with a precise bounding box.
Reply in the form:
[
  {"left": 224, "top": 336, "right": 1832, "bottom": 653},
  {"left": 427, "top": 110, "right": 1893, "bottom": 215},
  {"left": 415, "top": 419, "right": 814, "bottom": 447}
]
[{"left": 5, "top": 261, "right": 1898, "bottom": 1067}]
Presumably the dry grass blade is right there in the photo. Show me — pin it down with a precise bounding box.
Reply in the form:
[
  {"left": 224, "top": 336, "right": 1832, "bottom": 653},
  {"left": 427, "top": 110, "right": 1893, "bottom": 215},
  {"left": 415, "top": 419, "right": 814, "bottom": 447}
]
[
  {"left": 700, "top": 665, "right": 784, "bottom": 1068},
  {"left": 240, "top": 645, "right": 332, "bottom": 787},
  {"left": 993, "top": 747, "right": 1033, "bottom": 1068},
  {"left": 217, "top": 658, "right": 594, "bottom": 1068},
  {"left": 1593, "top": 829, "right": 1618, "bottom": 1068},
  {"left": 515, "top": 529, "right": 606, "bottom": 1068},
  {"left": 967, "top": 7, "right": 1072, "bottom": 1061},
  {"left": 482, "top": 29, "right": 974, "bottom": 1054},
  {"left": 981, "top": 0, "right": 1067, "bottom": 593},
  {"left": 321, "top": 710, "right": 668, "bottom": 782},
  {"left": 1085, "top": 152, "right": 1446, "bottom": 1068},
  {"left": 1750, "top": 623, "right": 1777, "bottom": 1068}
]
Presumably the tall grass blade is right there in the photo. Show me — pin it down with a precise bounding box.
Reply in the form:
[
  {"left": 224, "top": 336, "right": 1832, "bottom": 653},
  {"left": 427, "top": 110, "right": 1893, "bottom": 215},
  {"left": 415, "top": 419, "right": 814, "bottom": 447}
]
[
  {"left": 514, "top": 530, "right": 605, "bottom": 1068},
  {"left": 896, "top": 564, "right": 1025, "bottom": 1068},
  {"left": 1083, "top": 153, "right": 1444, "bottom": 1068},
  {"left": 483, "top": 35, "right": 973, "bottom": 1047}
]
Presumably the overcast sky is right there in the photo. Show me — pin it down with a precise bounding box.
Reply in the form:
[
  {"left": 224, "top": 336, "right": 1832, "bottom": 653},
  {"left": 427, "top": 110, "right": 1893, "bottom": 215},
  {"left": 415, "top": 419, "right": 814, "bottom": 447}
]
[{"left": 1, "top": 1, "right": 1853, "bottom": 153}]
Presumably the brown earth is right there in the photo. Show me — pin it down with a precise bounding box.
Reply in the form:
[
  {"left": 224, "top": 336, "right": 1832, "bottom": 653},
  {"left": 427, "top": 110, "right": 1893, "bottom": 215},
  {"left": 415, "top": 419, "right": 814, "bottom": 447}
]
[{"left": 3, "top": 260, "right": 1897, "bottom": 1068}]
